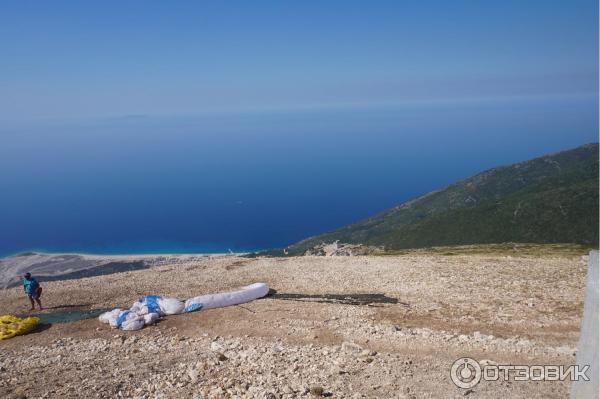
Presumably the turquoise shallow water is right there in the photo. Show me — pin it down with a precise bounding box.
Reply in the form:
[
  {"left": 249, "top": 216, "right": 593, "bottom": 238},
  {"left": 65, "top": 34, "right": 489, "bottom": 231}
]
[{"left": 31, "top": 309, "right": 110, "bottom": 324}]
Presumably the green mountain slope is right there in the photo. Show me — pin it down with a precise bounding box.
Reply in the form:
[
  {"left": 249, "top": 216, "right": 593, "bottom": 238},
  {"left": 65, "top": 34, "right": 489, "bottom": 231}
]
[{"left": 286, "top": 143, "right": 599, "bottom": 254}]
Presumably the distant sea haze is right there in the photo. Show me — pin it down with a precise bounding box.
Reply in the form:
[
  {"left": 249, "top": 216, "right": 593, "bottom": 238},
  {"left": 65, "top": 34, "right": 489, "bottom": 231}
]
[{"left": 0, "top": 98, "right": 597, "bottom": 257}]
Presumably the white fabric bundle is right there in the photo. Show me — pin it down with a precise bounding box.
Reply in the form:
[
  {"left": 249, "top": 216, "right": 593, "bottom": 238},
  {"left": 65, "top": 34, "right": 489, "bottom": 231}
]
[
  {"left": 98, "top": 283, "right": 269, "bottom": 331},
  {"left": 98, "top": 308, "right": 150, "bottom": 331},
  {"left": 143, "top": 312, "right": 159, "bottom": 325},
  {"left": 98, "top": 295, "right": 186, "bottom": 331},
  {"left": 185, "top": 283, "right": 269, "bottom": 310},
  {"left": 157, "top": 297, "right": 185, "bottom": 315},
  {"left": 98, "top": 308, "right": 122, "bottom": 327},
  {"left": 118, "top": 311, "right": 146, "bottom": 331}
]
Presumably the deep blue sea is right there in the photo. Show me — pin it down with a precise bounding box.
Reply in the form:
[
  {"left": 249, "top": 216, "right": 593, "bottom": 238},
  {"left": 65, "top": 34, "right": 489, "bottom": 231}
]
[{"left": 0, "top": 97, "right": 597, "bottom": 257}]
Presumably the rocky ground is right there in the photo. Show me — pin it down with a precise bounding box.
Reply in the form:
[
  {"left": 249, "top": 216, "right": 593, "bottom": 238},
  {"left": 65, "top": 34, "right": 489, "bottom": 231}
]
[{"left": 0, "top": 253, "right": 590, "bottom": 398}]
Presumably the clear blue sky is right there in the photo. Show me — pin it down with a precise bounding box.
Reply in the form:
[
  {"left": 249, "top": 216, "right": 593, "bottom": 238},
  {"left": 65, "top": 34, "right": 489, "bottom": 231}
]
[{"left": 0, "top": 0, "right": 597, "bottom": 122}]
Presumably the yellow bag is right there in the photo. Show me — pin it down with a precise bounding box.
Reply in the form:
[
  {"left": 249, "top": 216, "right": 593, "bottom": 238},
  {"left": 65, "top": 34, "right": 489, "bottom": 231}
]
[{"left": 0, "top": 315, "right": 40, "bottom": 340}]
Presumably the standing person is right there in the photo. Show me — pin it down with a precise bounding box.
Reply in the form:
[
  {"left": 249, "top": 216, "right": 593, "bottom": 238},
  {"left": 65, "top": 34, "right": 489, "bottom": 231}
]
[{"left": 23, "top": 272, "right": 43, "bottom": 310}]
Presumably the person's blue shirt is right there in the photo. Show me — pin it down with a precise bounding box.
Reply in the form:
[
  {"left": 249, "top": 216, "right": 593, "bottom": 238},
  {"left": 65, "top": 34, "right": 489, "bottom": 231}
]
[{"left": 23, "top": 277, "right": 39, "bottom": 295}]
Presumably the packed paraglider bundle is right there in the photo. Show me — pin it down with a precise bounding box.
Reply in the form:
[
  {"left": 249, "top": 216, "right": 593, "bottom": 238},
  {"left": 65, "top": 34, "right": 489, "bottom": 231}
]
[
  {"left": 0, "top": 315, "right": 40, "bottom": 340},
  {"left": 99, "top": 283, "right": 269, "bottom": 331}
]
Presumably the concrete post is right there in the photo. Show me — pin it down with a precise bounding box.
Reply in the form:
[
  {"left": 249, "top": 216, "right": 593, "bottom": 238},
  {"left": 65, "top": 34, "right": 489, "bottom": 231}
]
[{"left": 571, "top": 250, "right": 598, "bottom": 398}]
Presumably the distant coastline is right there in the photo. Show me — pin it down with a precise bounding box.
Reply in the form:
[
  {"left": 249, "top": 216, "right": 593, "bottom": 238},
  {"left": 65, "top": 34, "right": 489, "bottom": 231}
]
[
  {"left": 0, "top": 251, "right": 252, "bottom": 289},
  {"left": 0, "top": 245, "right": 262, "bottom": 259}
]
